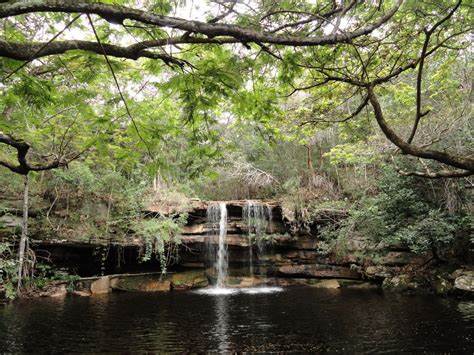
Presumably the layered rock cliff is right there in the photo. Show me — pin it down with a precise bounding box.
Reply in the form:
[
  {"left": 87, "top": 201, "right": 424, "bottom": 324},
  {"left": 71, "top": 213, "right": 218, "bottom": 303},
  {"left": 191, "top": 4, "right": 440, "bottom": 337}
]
[{"left": 1, "top": 199, "right": 472, "bottom": 295}]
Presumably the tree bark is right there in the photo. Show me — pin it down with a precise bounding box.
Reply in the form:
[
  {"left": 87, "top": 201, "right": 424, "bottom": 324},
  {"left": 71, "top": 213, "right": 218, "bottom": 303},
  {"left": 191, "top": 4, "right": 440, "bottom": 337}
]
[{"left": 17, "top": 173, "right": 29, "bottom": 292}]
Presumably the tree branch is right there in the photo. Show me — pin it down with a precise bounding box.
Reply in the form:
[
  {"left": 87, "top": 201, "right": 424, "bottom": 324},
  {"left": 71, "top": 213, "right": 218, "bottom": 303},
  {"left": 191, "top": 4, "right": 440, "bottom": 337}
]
[
  {"left": 208, "top": 0, "right": 237, "bottom": 24},
  {"left": 0, "top": 0, "right": 403, "bottom": 46},
  {"left": 267, "top": 1, "right": 356, "bottom": 34},
  {"left": 4, "top": 14, "right": 81, "bottom": 80},
  {"left": 397, "top": 169, "right": 473, "bottom": 178},
  {"left": 367, "top": 86, "right": 474, "bottom": 172},
  {"left": 407, "top": 0, "right": 462, "bottom": 144},
  {"left": 0, "top": 39, "right": 189, "bottom": 67},
  {"left": 0, "top": 133, "right": 76, "bottom": 175}
]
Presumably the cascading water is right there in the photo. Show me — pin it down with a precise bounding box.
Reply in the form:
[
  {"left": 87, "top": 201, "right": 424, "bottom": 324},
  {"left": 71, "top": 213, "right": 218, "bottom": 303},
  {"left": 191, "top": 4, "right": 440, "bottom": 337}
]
[
  {"left": 207, "top": 202, "right": 228, "bottom": 288},
  {"left": 243, "top": 201, "right": 272, "bottom": 277},
  {"left": 197, "top": 201, "right": 283, "bottom": 295}
]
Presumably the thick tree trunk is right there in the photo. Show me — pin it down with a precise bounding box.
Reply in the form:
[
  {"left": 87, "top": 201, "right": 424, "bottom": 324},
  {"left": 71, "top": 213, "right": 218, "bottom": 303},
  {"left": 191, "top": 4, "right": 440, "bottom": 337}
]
[{"left": 17, "top": 173, "right": 29, "bottom": 292}]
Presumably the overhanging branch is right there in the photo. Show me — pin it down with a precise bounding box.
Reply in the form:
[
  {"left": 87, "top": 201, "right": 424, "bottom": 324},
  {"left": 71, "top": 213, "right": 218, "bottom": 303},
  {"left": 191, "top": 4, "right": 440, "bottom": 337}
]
[
  {"left": 0, "top": 0, "right": 403, "bottom": 46},
  {"left": 0, "top": 132, "right": 81, "bottom": 175},
  {"left": 367, "top": 86, "right": 474, "bottom": 172},
  {"left": 397, "top": 168, "right": 473, "bottom": 178},
  {"left": 0, "top": 39, "right": 189, "bottom": 67}
]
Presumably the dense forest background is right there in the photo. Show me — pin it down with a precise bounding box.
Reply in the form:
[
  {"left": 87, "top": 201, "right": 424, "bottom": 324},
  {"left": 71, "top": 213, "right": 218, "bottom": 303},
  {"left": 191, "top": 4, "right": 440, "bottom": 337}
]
[{"left": 0, "top": 0, "right": 472, "bottom": 299}]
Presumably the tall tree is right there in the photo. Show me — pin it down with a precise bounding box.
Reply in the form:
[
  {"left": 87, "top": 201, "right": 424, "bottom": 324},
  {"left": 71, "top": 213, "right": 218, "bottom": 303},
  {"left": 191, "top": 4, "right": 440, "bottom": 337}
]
[{"left": 0, "top": 0, "right": 471, "bottom": 176}]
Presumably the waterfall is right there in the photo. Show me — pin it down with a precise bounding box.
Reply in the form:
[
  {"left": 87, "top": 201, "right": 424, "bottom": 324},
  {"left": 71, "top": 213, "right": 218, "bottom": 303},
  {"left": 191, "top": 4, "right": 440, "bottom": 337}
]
[
  {"left": 207, "top": 202, "right": 228, "bottom": 288},
  {"left": 197, "top": 200, "right": 283, "bottom": 295},
  {"left": 243, "top": 201, "right": 272, "bottom": 277}
]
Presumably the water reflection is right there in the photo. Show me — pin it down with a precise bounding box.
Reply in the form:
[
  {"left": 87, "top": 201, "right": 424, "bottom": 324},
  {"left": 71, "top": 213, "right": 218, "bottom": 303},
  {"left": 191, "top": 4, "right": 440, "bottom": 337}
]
[
  {"left": 195, "top": 287, "right": 238, "bottom": 295},
  {"left": 195, "top": 286, "right": 283, "bottom": 296},
  {"left": 213, "top": 296, "right": 230, "bottom": 352},
  {"left": 1, "top": 288, "right": 473, "bottom": 353}
]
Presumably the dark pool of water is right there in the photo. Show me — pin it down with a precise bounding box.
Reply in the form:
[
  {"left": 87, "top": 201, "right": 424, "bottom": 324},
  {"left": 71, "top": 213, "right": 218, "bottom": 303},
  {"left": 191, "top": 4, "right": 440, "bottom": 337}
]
[{"left": 1, "top": 287, "right": 473, "bottom": 353}]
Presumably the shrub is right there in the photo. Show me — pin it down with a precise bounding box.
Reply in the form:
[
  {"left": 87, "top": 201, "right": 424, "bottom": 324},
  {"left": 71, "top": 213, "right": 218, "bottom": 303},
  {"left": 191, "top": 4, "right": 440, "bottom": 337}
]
[{"left": 320, "top": 166, "right": 468, "bottom": 256}]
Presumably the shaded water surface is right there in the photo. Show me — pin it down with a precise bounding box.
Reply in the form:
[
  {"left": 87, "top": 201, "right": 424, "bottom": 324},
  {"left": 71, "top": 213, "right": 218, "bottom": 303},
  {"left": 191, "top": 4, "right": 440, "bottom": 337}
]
[{"left": 1, "top": 287, "right": 473, "bottom": 353}]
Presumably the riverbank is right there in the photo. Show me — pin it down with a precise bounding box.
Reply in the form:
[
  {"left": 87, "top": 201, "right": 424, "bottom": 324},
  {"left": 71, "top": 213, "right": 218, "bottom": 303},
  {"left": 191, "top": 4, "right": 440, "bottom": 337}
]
[{"left": 5, "top": 267, "right": 473, "bottom": 303}]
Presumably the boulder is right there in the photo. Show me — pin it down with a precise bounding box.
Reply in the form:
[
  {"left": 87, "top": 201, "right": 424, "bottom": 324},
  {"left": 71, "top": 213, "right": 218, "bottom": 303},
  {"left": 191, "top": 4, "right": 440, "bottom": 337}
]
[
  {"left": 454, "top": 271, "right": 474, "bottom": 292},
  {"left": 73, "top": 277, "right": 97, "bottom": 295}
]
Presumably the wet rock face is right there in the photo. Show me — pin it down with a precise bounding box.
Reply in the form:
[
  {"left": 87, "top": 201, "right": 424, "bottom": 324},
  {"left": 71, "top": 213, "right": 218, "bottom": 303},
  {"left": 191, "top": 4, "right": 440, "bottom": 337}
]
[
  {"left": 277, "top": 264, "right": 361, "bottom": 279},
  {"left": 177, "top": 201, "right": 448, "bottom": 291},
  {"left": 169, "top": 270, "right": 208, "bottom": 290},
  {"left": 226, "top": 276, "right": 267, "bottom": 288},
  {"left": 181, "top": 203, "right": 287, "bottom": 237}
]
